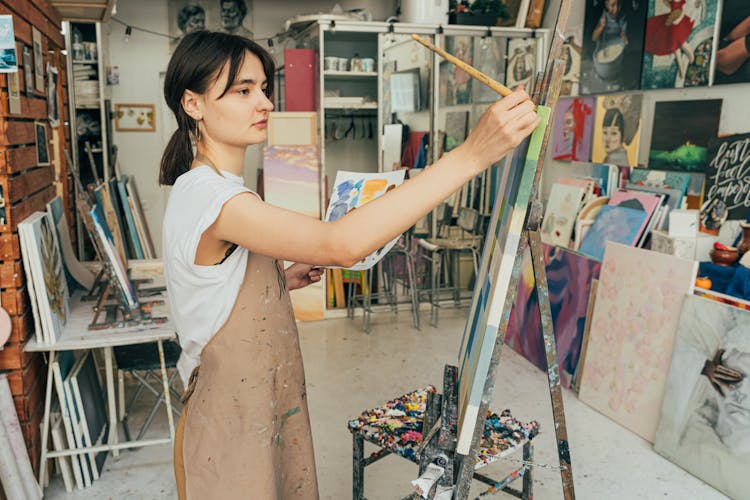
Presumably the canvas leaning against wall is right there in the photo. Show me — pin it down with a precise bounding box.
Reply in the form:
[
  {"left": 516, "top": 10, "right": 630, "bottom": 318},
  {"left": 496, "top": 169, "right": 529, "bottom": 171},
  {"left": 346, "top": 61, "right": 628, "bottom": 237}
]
[
  {"left": 654, "top": 294, "right": 750, "bottom": 499},
  {"left": 591, "top": 93, "right": 642, "bottom": 167}
]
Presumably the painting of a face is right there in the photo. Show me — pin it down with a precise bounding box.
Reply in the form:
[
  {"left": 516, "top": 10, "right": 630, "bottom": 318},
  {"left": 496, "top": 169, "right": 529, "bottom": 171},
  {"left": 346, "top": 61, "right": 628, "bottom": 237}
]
[
  {"left": 185, "top": 11, "right": 205, "bottom": 32},
  {"left": 602, "top": 124, "right": 622, "bottom": 152},
  {"left": 605, "top": 0, "right": 620, "bottom": 16},
  {"left": 221, "top": 0, "right": 243, "bottom": 30},
  {"left": 562, "top": 109, "right": 575, "bottom": 138}
]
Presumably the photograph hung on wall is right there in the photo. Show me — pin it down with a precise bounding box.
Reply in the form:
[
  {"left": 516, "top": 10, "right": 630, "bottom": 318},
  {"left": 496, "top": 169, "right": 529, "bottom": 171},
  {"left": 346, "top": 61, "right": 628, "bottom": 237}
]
[
  {"left": 714, "top": 0, "right": 750, "bottom": 84},
  {"left": 0, "top": 15, "right": 17, "bottom": 72},
  {"left": 114, "top": 104, "right": 156, "bottom": 132},
  {"left": 641, "top": 0, "right": 718, "bottom": 89},
  {"left": 701, "top": 132, "right": 750, "bottom": 229},
  {"left": 559, "top": 25, "right": 583, "bottom": 96},
  {"left": 33, "top": 27, "right": 44, "bottom": 92},
  {"left": 654, "top": 294, "right": 750, "bottom": 499},
  {"left": 648, "top": 99, "right": 722, "bottom": 172},
  {"left": 505, "top": 37, "right": 537, "bottom": 91},
  {"left": 47, "top": 64, "right": 60, "bottom": 127},
  {"left": 591, "top": 93, "right": 642, "bottom": 167},
  {"left": 35, "top": 121, "right": 50, "bottom": 166},
  {"left": 168, "top": 0, "right": 254, "bottom": 51},
  {"left": 551, "top": 97, "right": 595, "bottom": 162},
  {"left": 580, "top": 0, "right": 648, "bottom": 94},
  {"left": 472, "top": 36, "right": 507, "bottom": 103}
]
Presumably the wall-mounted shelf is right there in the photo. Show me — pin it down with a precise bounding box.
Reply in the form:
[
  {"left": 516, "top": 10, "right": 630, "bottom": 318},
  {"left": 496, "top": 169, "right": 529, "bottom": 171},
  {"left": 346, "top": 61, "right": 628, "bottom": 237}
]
[
  {"left": 324, "top": 103, "right": 378, "bottom": 110},
  {"left": 324, "top": 71, "right": 377, "bottom": 79}
]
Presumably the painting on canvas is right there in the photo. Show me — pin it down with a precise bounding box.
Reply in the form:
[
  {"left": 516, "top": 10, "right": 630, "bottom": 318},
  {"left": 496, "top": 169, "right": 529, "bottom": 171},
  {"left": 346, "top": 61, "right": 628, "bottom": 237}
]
[
  {"left": 714, "top": 1, "right": 750, "bottom": 84},
  {"left": 654, "top": 295, "right": 750, "bottom": 498},
  {"left": 579, "top": 0, "right": 648, "bottom": 94},
  {"left": 648, "top": 99, "right": 722, "bottom": 172},
  {"left": 168, "top": 0, "right": 254, "bottom": 52},
  {"left": 551, "top": 97, "right": 595, "bottom": 162},
  {"left": 629, "top": 168, "right": 692, "bottom": 196},
  {"left": 591, "top": 94, "right": 642, "bottom": 167},
  {"left": 89, "top": 205, "right": 138, "bottom": 310},
  {"left": 444, "top": 112, "right": 469, "bottom": 152},
  {"left": 325, "top": 170, "right": 406, "bottom": 270},
  {"left": 506, "top": 244, "right": 602, "bottom": 390},
  {"left": 578, "top": 242, "right": 697, "bottom": 442},
  {"left": 541, "top": 183, "right": 585, "bottom": 247},
  {"left": 446, "top": 36, "right": 473, "bottom": 105},
  {"left": 703, "top": 133, "right": 750, "bottom": 222},
  {"left": 607, "top": 189, "right": 663, "bottom": 242},
  {"left": 0, "top": 15, "right": 18, "bottom": 73},
  {"left": 578, "top": 205, "right": 648, "bottom": 261},
  {"left": 559, "top": 25, "right": 583, "bottom": 97},
  {"left": 642, "top": 0, "right": 718, "bottom": 89},
  {"left": 263, "top": 145, "right": 320, "bottom": 219},
  {"left": 505, "top": 38, "right": 537, "bottom": 91},
  {"left": 473, "top": 36, "right": 506, "bottom": 103}
]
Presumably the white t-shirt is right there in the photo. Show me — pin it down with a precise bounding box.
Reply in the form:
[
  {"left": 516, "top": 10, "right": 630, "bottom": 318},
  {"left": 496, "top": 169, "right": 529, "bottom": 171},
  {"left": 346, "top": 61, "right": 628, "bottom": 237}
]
[{"left": 162, "top": 166, "right": 258, "bottom": 385}]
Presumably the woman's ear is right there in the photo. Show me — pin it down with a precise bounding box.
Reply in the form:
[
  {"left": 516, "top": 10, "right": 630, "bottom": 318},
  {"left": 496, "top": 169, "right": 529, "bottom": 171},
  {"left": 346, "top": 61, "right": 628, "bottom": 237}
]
[{"left": 181, "top": 90, "right": 203, "bottom": 122}]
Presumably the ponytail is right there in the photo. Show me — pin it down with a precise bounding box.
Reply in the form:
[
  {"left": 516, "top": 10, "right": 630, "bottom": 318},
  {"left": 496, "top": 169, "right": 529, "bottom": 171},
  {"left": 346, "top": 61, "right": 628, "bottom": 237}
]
[{"left": 159, "top": 126, "right": 193, "bottom": 186}]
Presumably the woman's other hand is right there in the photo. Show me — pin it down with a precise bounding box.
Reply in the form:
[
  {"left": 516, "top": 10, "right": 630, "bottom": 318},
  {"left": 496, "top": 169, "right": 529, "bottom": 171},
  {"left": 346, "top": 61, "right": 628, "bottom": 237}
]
[
  {"left": 455, "top": 86, "right": 540, "bottom": 175},
  {"left": 285, "top": 263, "right": 324, "bottom": 291}
]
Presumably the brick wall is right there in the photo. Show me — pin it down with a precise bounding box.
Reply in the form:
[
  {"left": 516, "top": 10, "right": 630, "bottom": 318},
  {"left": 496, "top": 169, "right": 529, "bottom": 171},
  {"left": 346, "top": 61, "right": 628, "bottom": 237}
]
[{"left": 0, "top": 0, "right": 73, "bottom": 477}]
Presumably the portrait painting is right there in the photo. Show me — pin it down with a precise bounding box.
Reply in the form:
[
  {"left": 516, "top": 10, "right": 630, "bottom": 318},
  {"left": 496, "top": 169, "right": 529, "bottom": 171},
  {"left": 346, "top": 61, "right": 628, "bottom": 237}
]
[
  {"left": 591, "top": 93, "right": 642, "bottom": 167},
  {"left": 168, "top": 0, "right": 254, "bottom": 51},
  {"left": 580, "top": 0, "right": 648, "bottom": 95},
  {"left": 559, "top": 26, "right": 583, "bottom": 96},
  {"left": 551, "top": 97, "right": 595, "bottom": 162},
  {"left": 505, "top": 38, "right": 537, "bottom": 92}
]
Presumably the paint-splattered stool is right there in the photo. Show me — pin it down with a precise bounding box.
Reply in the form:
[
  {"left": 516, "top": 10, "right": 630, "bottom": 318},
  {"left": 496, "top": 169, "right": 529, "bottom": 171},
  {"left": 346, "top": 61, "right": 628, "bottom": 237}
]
[{"left": 348, "top": 386, "right": 539, "bottom": 499}]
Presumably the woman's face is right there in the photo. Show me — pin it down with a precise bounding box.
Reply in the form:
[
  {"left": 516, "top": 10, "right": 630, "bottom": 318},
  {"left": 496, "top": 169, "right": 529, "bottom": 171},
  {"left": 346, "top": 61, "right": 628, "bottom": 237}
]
[
  {"left": 196, "top": 51, "right": 273, "bottom": 149},
  {"left": 605, "top": 0, "right": 620, "bottom": 16},
  {"left": 185, "top": 12, "right": 205, "bottom": 33},
  {"left": 562, "top": 110, "right": 574, "bottom": 138},
  {"left": 602, "top": 124, "right": 623, "bottom": 152}
]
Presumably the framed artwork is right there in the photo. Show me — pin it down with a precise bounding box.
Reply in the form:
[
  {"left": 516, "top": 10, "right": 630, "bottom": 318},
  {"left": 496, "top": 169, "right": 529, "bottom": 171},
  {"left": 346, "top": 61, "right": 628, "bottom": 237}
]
[
  {"left": 641, "top": 0, "right": 719, "bottom": 89},
  {"left": 648, "top": 99, "right": 722, "bottom": 172},
  {"left": 703, "top": 133, "right": 750, "bottom": 223},
  {"left": 591, "top": 93, "right": 642, "bottom": 167},
  {"left": 446, "top": 36, "right": 473, "bottom": 105},
  {"left": 47, "top": 64, "right": 59, "bottom": 127},
  {"left": 390, "top": 68, "right": 421, "bottom": 113},
  {"left": 267, "top": 112, "right": 316, "bottom": 146},
  {"left": 0, "top": 15, "right": 18, "bottom": 73},
  {"left": 714, "top": 0, "right": 750, "bottom": 84},
  {"left": 34, "top": 121, "right": 50, "bottom": 166},
  {"left": 32, "top": 27, "right": 44, "bottom": 92},
  {"left": 506, "top": 38, "right": 537, "bottom": 91},
  {"left": 114, "top": 103, "right": 155, "bottom": 132},
  {"left": 559, "top": 26, "right": 583, "bottom": 97},
  {"left": 654, "top": 295, "right": 750, "bottom": 499},
  {"left": 168, "top": 0, "right": 254, "bottom": 52},
  {"left": 551, "top": 97, "right": 595, "bottom": 162},
  {"left": 472, "top": 36, "right": 506, "bottom": 103},
  {"left": 579, "top": 0, "right": 648, "bottom": 95},
  {"left": 22, "top": 45, "right": 33, "bottom": 96}
]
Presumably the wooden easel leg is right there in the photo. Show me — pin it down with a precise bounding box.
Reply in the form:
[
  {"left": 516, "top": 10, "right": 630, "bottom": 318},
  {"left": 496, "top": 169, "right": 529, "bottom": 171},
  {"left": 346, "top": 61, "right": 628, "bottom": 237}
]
[
  {"left": 522, "top": 441, "right": 533, "bottom": 500},
  {"left": 528, "top": 227, "right": 575, "bottom": 499},
  {"left": 352, "top": 433, "right": 365, "bottom": 500}
]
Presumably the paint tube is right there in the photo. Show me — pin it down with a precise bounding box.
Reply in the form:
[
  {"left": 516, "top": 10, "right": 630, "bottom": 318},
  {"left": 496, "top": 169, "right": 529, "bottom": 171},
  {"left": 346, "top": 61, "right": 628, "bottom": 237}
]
[{"left": 411, "top": 453, "right": 448, "bottom": 498}]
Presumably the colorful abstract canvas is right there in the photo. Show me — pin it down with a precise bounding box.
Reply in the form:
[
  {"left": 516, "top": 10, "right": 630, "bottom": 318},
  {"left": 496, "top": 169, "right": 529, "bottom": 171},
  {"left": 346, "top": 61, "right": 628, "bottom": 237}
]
[
  {"left": 580, "top": 0, "right": 648, "bottom": 94},
  {"left": 654, "top": 295, "right": 750, "bottom": 498},
  {"left": 506, "top": 244, "right": 602, "bottom": 390},
  {"left": 642, "top": 0, "right": 719, "bottom": 89},
  {"left": 263, "top": 145, "right": 320, "bottom": 219},
  {"left": 578, "top": 242, "right": 697, "bottom": 442},
  {"left": 714, "top": 0, "right": 750, "bottom": 84},
  {"left": 648, "top": 99, "right": 722, "bottom": 172},
  {"left": 541, "top": 183, "right": 585, "bottom": 247},
  {"left": 579, "top": 205, "right": 648, "bottom": 261},
  {"left": 591, "top": 94, "right": 642, "bottom": 167},
  {"left": 607, "top": 189, "right": 664, "bottom": 242},
  {"left": 551, "top": 97, "right": 595, "bottom": 162},
  {"left": 506, "top": 38, "right": 537, "bottom": 91},
  {"left": 473, "top": 36, "right": 507, "bottom": 103},
  {"left": 325, "top": 170, "right": 406, "bottom": 270}
]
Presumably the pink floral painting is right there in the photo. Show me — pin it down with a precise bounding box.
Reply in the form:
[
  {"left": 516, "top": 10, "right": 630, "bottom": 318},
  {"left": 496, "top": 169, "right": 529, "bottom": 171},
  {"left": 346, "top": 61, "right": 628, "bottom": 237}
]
[{"left": 577, "top": 242, "right": 697, "bottom": 442}]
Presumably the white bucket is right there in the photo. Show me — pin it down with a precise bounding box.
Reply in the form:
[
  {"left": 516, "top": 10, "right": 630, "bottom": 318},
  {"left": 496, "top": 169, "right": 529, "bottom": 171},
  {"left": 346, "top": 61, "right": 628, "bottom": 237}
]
[{"left": 401, "top": 0, "right": 449, "bottom": 25}]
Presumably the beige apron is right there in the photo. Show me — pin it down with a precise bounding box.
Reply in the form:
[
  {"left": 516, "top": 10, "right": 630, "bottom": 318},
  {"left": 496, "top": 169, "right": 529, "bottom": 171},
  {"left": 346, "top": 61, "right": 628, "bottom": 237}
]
[{"left": 174, "top": 252, "right": 319, "bottom": 499}]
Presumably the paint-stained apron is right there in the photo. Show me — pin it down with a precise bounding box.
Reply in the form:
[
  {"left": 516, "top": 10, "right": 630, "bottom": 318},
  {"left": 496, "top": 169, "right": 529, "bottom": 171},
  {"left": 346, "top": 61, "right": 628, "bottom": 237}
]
[{"left": 174, "top": 252, "right": 319, "bottom": 499}]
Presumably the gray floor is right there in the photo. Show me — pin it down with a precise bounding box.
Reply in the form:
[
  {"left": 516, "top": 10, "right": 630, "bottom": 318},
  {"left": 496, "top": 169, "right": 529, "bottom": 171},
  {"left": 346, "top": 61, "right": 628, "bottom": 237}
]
[{"left": 45, "top": 307, "right": 728, "bottom": 499}]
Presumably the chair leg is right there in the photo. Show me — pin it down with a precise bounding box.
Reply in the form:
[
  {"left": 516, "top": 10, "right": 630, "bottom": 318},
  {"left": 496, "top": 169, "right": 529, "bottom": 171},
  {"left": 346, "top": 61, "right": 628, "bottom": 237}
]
[{"left": 352, "top": 433, "right": 365, "bottom": 500}]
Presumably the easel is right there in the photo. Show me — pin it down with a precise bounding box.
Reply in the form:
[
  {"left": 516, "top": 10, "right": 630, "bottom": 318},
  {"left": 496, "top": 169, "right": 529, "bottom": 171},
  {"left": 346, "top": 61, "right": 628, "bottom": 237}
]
[{"left": 411, "top": 0, "right": 576, "bottom": 497}]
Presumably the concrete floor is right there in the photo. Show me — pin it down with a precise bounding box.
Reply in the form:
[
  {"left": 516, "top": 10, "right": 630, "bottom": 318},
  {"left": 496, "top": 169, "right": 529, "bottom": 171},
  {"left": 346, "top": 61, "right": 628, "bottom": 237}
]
[{"left": 45, "top": 307, "right": 729, "bottom": 499}]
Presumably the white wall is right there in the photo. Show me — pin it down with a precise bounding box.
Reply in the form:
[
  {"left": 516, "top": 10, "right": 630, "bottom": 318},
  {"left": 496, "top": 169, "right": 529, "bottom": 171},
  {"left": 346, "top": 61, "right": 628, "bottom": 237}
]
[{"left": 106, "top": 0, "right": 397, "bottom": 255}]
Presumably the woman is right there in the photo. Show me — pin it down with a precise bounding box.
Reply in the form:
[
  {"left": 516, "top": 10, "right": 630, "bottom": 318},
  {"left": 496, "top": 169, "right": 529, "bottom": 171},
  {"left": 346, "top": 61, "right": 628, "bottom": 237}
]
[
  {"left": 161, "top": 30, "right": 538, "bottom": 499},
  {"left": 601, "top": 107, "right": 630, "bottom": 166},
  {"left": 644, "top": 0, "right": 697, "bottom": 78}
]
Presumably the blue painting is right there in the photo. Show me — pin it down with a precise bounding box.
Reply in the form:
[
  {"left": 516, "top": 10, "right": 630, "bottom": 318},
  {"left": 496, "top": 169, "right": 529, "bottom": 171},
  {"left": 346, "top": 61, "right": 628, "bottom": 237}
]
[{"left": 579, "top": 205, "right": 648, "bottom": 261}]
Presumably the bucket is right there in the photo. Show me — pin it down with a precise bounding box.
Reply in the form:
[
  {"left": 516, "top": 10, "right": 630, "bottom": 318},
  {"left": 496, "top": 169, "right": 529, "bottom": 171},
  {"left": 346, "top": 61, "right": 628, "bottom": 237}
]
[{"left": 401, "top": 0, "right": 449, "bottom": 25}]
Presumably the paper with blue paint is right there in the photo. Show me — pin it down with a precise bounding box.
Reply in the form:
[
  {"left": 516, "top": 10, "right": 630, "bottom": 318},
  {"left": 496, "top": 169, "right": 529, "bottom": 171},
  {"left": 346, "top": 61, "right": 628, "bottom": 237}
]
[{"left": 324, "top": 170, "right": 406, "bottom": 270}]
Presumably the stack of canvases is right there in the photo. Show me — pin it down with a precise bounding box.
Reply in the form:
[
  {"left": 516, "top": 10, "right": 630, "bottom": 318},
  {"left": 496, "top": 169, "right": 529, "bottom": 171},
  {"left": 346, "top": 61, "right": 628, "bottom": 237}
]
[{"left": 0, "top": 0, "right": 76, "bottom": 481}]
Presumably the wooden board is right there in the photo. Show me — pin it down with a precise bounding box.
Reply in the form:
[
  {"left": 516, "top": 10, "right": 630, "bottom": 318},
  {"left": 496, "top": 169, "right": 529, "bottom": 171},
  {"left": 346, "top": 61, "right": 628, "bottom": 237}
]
[
  {"left": 0, "top": 147, "right": 41, "bottom": 175},
  {"left": 0, "top": 260, "right": 24, "bottom": 288},
  {"left": 0, "top": 167, "right": 55, "bottom": 204},
  {"left": 0, "top": 184, "right": 55, "bottom": 231},
  {"left": 8, "top": 309, "right": 33, "bottom": 344}
]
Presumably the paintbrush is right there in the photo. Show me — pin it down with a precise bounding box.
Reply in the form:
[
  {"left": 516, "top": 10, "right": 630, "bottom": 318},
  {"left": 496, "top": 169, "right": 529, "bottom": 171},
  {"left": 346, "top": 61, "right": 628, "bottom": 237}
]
[{"left": 410, "top": 34, "right": 537, "bottom": 109}]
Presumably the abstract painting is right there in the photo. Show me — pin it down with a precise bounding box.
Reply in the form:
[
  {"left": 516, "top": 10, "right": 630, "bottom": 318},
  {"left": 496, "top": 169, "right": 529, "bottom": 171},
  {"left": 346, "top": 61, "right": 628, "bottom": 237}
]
[
  {"left": 580, "top": 0, "right": 648, "bottom": 95},
  {"left": 654, "top": 295, "right": 750, "bottom": 498},
  {"left": 714, "top": 0, "right": 750, "bottom": 84},
  {"left": 263, "top": 145, "right": 320, "bottom": 219},
  {"left": 703, "top": 133, "right": 750, "bottom": 221},
  {"left": 551, "top": 97, "right": 595, "bottom": 162},
  {"left": 578, "top": 205, "right": 648, "bottom": 261},
  {"left": 591, "top": 94, "right": 642, "bottom": 167},
  {"left": 607, "top": 189, "right": 664, "bottom": 243},
  {"left": 473, "top": 36, "right": 506, "bottom": 103},
  {"left": 324, "top": 170, "right": 406, "bottom": 270},
  {"left": 541, "top": 183, "right": 585, "bottom": 247},
  {"left": 648, "top": 99, "right": 722, "bottom": 172},
  {"left": 505, "top": 38, "right": 537, "bottom": 91},
  {"left": 578, "top": 242, "right": 697, "bottom": 442},
  {"left": 642, "top": 0, "right": 718, "bottom": 89},
  {"left": 506, "top": 244, "right": 602, "bottom": 390},
  {"left": 629, "top": 168, "right": 692, "bottom": 197}
]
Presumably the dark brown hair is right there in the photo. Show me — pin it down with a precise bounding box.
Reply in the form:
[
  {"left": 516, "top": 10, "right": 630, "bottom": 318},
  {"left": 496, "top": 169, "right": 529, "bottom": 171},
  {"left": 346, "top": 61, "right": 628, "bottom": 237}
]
[{"left": 159, "top": 30, "right": 275, "bottom": 185}]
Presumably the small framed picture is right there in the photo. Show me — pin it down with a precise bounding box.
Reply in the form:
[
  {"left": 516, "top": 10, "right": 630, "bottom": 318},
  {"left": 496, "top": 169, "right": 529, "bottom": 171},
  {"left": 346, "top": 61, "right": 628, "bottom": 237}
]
[
  {"left": 114, "top": 103, "right": 155, "bottom": 132},
  {"left": 34, "top": 121, "right": 50, "bottom": 165}
]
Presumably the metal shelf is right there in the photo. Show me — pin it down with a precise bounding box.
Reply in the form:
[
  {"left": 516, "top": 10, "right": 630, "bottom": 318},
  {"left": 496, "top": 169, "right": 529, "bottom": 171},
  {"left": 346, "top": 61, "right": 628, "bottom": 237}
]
[{"left": 324, "top": 71, "right": 377, "bottom": 78}]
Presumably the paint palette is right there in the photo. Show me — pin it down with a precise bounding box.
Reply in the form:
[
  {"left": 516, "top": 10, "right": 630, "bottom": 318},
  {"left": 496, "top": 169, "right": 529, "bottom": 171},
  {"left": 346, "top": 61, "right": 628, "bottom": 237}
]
[{"left": 324, "top": 170, "right": 406, "bottom": 270}]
